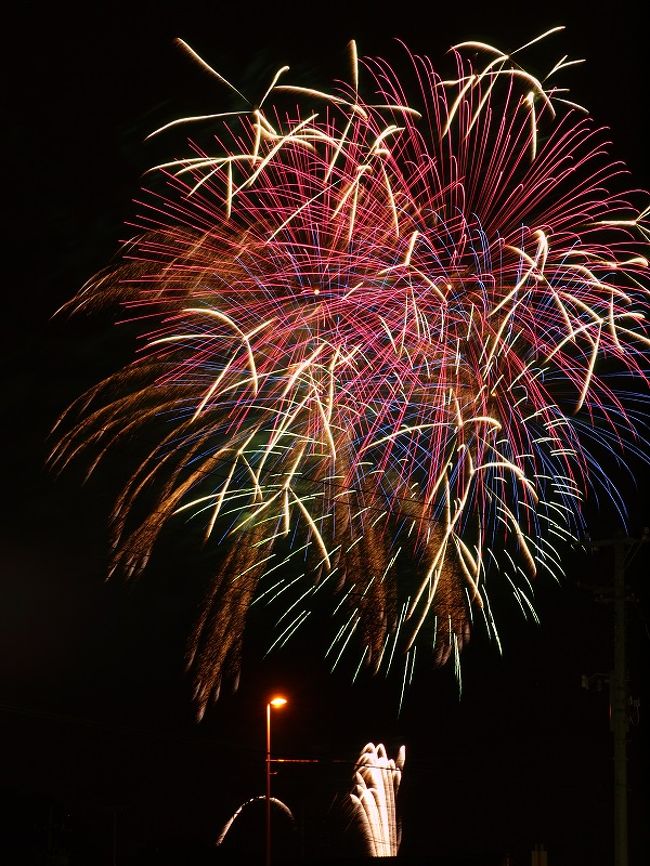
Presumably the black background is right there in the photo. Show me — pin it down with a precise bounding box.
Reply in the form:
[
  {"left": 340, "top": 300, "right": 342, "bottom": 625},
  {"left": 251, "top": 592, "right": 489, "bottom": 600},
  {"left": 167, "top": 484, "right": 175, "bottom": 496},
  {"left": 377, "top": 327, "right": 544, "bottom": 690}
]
[{"left": 4, "top": 2, "right": 649, "bottom": 864}]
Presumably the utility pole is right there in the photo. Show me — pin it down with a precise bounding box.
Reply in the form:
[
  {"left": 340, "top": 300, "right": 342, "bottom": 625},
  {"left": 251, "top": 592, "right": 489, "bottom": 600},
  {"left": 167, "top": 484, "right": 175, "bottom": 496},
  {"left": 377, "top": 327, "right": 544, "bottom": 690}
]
[
  {"left": 612, "top": 539, "right": 628, "bottom": 866},
  {"left": 583, "top": 531, "right": 646, "bottom": 866}
]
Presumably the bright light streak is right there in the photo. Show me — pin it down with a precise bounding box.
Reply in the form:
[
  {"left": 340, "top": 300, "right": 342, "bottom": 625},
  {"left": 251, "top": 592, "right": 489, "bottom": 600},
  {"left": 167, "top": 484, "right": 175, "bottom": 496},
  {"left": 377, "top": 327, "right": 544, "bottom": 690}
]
[{"left": 350, "top": 742, "right": 405, "bottom": 857}]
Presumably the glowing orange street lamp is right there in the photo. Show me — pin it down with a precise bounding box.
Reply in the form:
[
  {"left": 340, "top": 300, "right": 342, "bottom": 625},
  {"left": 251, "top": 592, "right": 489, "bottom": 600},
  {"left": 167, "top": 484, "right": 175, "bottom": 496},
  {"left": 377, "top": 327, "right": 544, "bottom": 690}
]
[{"left": 265, "top": 696, "right": 287, "bottom": 866}]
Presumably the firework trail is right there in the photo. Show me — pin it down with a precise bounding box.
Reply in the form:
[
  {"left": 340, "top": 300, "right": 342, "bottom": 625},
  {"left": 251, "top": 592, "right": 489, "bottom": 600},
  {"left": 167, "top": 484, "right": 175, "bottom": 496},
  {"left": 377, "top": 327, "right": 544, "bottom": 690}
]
[
  {"left": 350, "top": 742, "right": 405, "bottom": 857},
  {"left": 51, "top": 31, "right": 650, "bottom": 716},
  {"left": 216, "top": 796, "right": 294, "bottom": 847}
]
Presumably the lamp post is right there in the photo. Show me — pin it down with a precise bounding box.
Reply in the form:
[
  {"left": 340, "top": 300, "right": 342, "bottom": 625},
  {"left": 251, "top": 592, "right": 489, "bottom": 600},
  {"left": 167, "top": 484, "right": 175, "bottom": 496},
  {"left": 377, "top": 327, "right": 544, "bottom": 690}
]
[{"left": 265, "top": 696, "right": 287, "bottom": 866}]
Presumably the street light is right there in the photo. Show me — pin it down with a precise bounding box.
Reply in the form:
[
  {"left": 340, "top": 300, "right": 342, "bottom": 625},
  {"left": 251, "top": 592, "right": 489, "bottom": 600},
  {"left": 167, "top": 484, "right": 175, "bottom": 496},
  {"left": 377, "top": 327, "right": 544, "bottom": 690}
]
[{"left": 265, "top": 695, "right": 287, "bottom": 866}]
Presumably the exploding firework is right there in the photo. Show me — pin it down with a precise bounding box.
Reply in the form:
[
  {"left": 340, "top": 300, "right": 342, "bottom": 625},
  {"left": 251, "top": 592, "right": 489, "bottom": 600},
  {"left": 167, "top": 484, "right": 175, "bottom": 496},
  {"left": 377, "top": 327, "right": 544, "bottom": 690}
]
[
  {"left": 51, "top": 30, "right": 650, "bottom": 716},
  {"left": 216, "top": 796, "right": 294, "bottom": 847},
  {"left": 350, "top": 742, "right": 405, "bottom": 857}
]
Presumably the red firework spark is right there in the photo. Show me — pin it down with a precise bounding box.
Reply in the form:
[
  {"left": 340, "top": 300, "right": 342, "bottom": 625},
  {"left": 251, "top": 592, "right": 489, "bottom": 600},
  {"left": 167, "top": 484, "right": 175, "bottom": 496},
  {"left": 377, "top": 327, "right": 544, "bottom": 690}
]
[{"left": 51, "top": 31, "right": 650, "bottom": 716}]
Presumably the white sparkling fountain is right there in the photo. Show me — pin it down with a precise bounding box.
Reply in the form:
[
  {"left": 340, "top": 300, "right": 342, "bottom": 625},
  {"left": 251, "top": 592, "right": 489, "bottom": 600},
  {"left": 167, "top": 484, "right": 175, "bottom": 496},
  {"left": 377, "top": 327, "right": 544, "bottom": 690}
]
[{"left": 350, "top": 742, "right": 405, "bottom": 857}]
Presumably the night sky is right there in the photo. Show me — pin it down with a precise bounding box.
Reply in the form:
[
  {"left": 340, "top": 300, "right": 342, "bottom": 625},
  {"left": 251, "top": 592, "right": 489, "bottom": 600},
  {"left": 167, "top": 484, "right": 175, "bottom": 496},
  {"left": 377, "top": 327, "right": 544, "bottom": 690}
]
[{"left": 4, "top": 2, "right": 649, "bottom": 864}]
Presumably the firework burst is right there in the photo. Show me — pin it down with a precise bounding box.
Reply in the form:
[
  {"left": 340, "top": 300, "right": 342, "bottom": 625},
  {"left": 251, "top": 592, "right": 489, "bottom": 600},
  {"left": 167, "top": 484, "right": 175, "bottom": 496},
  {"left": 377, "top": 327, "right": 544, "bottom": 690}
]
[{"left": 51, "top": 31, "right": 650, "bottom": 717}]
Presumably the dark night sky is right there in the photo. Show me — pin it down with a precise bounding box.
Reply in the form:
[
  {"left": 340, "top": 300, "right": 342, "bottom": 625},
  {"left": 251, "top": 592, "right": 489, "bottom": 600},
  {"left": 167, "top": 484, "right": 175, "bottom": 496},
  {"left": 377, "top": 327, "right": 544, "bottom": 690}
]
[{"left": 4, "top": 2, "right": 649, "bottom": 864}]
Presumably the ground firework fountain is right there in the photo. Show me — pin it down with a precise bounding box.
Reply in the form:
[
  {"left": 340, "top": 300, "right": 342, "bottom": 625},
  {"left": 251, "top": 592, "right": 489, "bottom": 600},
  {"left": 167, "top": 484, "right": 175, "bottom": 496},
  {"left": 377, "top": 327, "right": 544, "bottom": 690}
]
[{"left": 350, "top": 743, "right": 405, "bottom": 857}]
